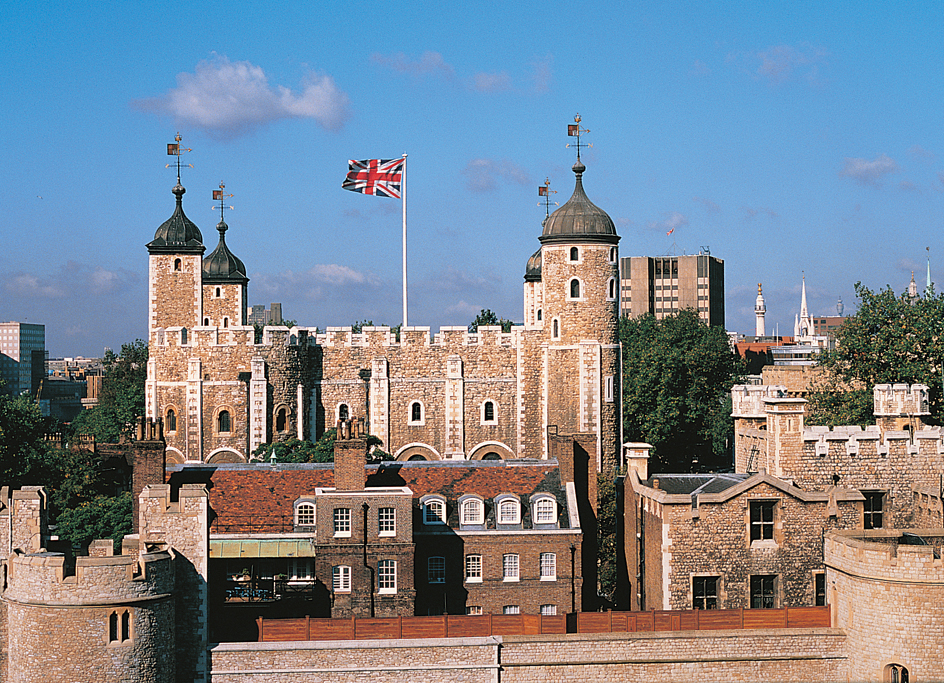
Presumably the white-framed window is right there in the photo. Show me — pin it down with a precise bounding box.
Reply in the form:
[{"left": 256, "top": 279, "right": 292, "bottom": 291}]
[
  {"left": 497, "top": 497, "right": 520, "bottom": 525},
  {"left": 378, "top": 507, "right": 396, "bottom": 536},
  {"left": 540, "top": 552, "right": 557, "bottom": 580},
  {"left": 503, "top": 605, "right": 520, "bottom": 615},
  {"left": 428, "top": 556, "right": 445, "bottom": 583},
  {"left": 378, "top": 560, "right": 397, "bottom": 593},
  {"left": 465, "top": 554, "right": 483, "bottom": 583},
  {"left": 466, "top": 605, "right": 483, "bottom": 615},
  {"left": 460, "top": 498, "right": 484, "bottom": 525},
  {"left": 533, "top": 497, "right": 557, "bottom": 524},
  {"left": 333, "top": 565, "right": 351, "bottom": 592},
  {"left": 481, "top": 400, "right": 497, "bottom": 425},
  {"left": 569, "top": 246, "right": 580, "bottom": 262},
  {"left": 295, "top": 502, "right": 315, "bottom": 526},
  {"left": 290, "top": 559, "right": 313, "bottom": 581},
  {"left": 503, "top": 554, "right": 519, "bottom": 581},
  {"left": 409, "top": 401, "right": 425, "bottom": 425},
  {"left": 607, "top": 277, "right": 617, "bottom": 300},
  {"left": 540, "top": 604, "right": 557, "bottom": 616},
  {"left": 605, "top": 375, "right": 614, "bottom": 403},
  {"left": 333, "top": 507, "right": 351, "bottom": 537},
  {"left": 423, "top": 498, "right": 446, "bottom": 524},
  {"left": 608, "top": 247, "right": 617, "bottom": 263}
]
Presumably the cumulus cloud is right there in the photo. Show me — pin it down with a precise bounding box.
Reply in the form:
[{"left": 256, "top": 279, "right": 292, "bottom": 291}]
[
  {"left": 693, "top": 196, "right": 721, "bottom": 213},
  {"left": 371, "top": 51, "right": 455, "bottom": 79},
  {"left": 2, "top": 262, "right": 138, "bottom": 300},
  {"left": 461, "top": 158, "right": 530, "bottom": 193},
  {"left": 5, "top": 273, "right": 63, "bottom": 298},
  {"left": 839, "top": 154, "right": 899, "bottom": 186},
  {"left": 755, "top": 44, "right": 827, "bottom": 84},
  {"left": 132, "top": 56, "right": 350, "bottom": 138},
  {"left": 471, "top": 71, "right": 512, "bottom": 93},
  {"left": 308, "top": 264, "right": 371, "bottom": 285},
  {"left": 646, "top": 212, "right": 688, "bottom": 234}
]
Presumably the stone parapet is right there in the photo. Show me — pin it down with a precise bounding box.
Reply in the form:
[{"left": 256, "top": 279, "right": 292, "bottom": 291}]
[{"left": 731, "top": 384, "right": 787, "bottom": 417}]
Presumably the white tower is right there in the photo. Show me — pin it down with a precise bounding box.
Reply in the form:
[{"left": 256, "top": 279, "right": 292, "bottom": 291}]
[{"left": 754, "top": 283, "right": 766, "bottom": 337}]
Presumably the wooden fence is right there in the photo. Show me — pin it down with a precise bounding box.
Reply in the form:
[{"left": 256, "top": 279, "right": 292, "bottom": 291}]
[{"left": 256, "top": 605, "right": 830, "bottom": 642}]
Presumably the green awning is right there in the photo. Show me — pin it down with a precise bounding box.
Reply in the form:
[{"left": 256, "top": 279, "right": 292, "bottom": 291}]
[{"left": 209, "top": 538, "right": 316, "bottom": 559}]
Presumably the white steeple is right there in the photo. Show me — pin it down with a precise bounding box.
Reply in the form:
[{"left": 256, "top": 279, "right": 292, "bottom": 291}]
[
  {"left": 798, "top": 275, "right": 812, "bottom": 337},
  {"left": 754, "top": 283, "right": 766, "bottom": 337},
  {"left": 909, "top": 271, "right": 918, "bottom": 299}
]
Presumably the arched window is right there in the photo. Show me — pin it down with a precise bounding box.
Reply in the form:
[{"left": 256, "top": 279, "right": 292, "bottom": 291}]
[
  {"left": 276, "top": 407, "right": 287, "bottom": 432},
  {"left": 173, "top": 258, "right": 181, "bottom": 271},
  {"left": 569, "top": 247, "right": 579, "bottom": 261},
  {"left": 483, "top": 400, "right": 496, "bottom": 424},
  {"left": 410, "top": 401, "right": 424, "bottom": 425},
  {"left": 570, "top": 279, "right": 580, "bottom": 298},
  {"left": 217, "top": 410, "right": 231, "bottom": 433},
  {"left": 608, "top": 278, "right": 616, "bottom": 299},
  {"left": 338, "top": 403, "right": 349, "bottom": 421},
  {"left": 460, "top": 498, "right": 484, "bottom": 525},
  {"left": 885, "top": 664, "right": 909, "bottom": 683},
  {"left": 533, "top": 496, "right": 557, "bottom": 524},
  {"left": 552, "top": 318, "right": 560, "bottom": 339},
  {"left": 497, "top": 497, "right": 520, "bottom": 525},
  {"left": 203, "top": 317, "right": 209, "bottom": 326},
  {"left": 609, "top": 247, "right": 616, "bottom": 263},
  {"left": 180, "top": 327, "right": 188, "bottom": 344},
  {"left": 295, "top": 502, "right": 315, "bottom": 526},
  {"left": 482, "top": 451, "right": 502, "bottom": 461},
  {"left": 536, "top": 308, "right": 542, "bottom": 321},
  {"left": 215, "top": 287, "right": 221, "bottom": 297},
  {"left": 423, "top": 497, "right": 446, "bottom": 524},
  {"left": 222, "top": 317, "right": 229, "bottom": 328},
  {"left": 165, "top": 408, "right": 177, "bottom": 433}
]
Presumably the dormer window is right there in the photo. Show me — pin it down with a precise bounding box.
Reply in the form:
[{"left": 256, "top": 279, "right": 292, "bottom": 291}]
[
  {"left": 496, "top": 496, "right": 520, "bottom": 525},
  {"left": 459, "top": 497, "right": 484, "bottom": 526},
  {"left": 422, "top": 496, "right": 446, "bottom": 524},
  {"left": 295, "top": 502, "right": 315, "bottom": 526},
  {"left": 532, "top": 495, "right": 557, "bottom": 526}
]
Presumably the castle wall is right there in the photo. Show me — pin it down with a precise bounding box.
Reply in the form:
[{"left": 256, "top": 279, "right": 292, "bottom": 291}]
[{"left": 826, "top": 529, "right": 944, "bottom": 682}]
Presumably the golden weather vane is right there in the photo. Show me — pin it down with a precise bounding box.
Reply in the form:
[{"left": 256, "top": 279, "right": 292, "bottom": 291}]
[
  {"left": 537, "top": 177, "right": 558, "bottom": 218},
  {"left": 213, "top": 181, "right": 235, "bottom": 220},
  {"left": 165, "top": 132, "right": 193, "bottom": 184},
  {"left": 565, "top": 114, "right": 592, "bottom": 160}
]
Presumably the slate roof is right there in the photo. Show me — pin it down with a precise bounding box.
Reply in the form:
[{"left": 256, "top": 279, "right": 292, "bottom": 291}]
[
  {"left": 147, "top": 184, "right": 205, "bottom": 254},
  {"left": 167, "top": 459, "right": 571, "bottom": 534},
  {"left": 645, "top": 473, "right": 750, "bottom": 495}
]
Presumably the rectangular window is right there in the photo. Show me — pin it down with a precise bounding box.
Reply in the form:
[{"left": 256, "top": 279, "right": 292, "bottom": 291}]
[
  {"left": 465, "top": 554, "right": 483, "bottom": 583},
  {"left": 693, "top": 576, "right": 719, "bottom": 610},
  {"left": 503, "top": 605, "right": 520, "bottom": 615},
  {"left": 863, "top": 491, "right": 884, "bottom": 529},
  {"left": 540, "top": 552, "right": 556, "bottom": 580},
  {"left": 466, "top": 605, "right": 483, "bottom": 615},
  {"left": 424, "top": 500, "right": 446, "bottom": 524},
  {"left": 290, "top": 559, "right": 313, "bottom": 581},
  {"left": 428, "top": 556, "right": 445, "bottom": 584},
  {"left": 503, "top": 554, "right": 519, "bottom": 581},
  {"left": 332, "top": 565, "right": 351, "bottom": 593},
  {"left": 379, "top": 507, "right": 396, "bottom": 535},
  {"left": 378, "top": 560, "right": 397, "bottom": 593},
  {"left": 814, "top": 572, "right": 826, "bottom": 606},
  {"left": 540, "top": 604, "right": 557, "bottom": 616},
  {"left": 498, "top": 500, "right": 520, "bottom": 524},
  {"left": 750, "top": 501, "right": 775, "bottom": 542},
  {"left": 750, "top": 575, "right": 776, "bottom": 609},
  {"left": 604, "top": 375, "right": 614, "bottom": 402},
  {"left": 333, "top": 508, "right": 351, "bottom": 537},
  {"left": 534, "top": 498, "right": 556, "bottom": 524}
]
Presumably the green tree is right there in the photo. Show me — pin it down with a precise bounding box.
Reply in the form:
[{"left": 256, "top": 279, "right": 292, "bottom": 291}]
[
  {"left": 55, "top": 492, "right": 133, "bottom": 550},
  {"left": 597, "top": 472, "right": 619, "bottom": 600},
  {"left": 252, "top": 430, "right": 391, "bottom": 463},
  {"left": 468, "top": 309, "right": 514, "bottom": 333},
  {"left": 808, "top": 282, "right": 944, "bottom": 426},
  {"left": 0, "top": 391, "right": 54, "bottom": 484},
  {"left": 72, "top": 340, "right": 148, "bottom": 442},
  {"left": 621, "top": 310, "right": 742, "bottom": 473}
]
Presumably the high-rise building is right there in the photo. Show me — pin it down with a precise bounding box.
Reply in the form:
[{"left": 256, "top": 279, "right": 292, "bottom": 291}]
[
  {"left": 0, "top": 322, "right": 46, "bottom": 396},
  {"left": 619, "top": 253, "right": 724, "bottom": 327},
  {"left": 247, "top": 303, "right": 283, "bottom": 326}
]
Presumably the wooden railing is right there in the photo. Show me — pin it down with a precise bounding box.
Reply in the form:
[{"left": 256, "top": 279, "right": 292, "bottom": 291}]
[{"left": 256, "top": 605, "right": 830, "bottom": 642}]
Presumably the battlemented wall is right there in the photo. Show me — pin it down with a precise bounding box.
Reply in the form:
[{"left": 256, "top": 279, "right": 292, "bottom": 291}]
[{"left": 826, "top": 529, "right": 944, "bottom": 682}]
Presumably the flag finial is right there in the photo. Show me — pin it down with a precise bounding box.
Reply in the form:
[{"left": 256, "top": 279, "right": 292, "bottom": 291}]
[
  {"left": 537, "top": 177, "right": 559, "bottom": 218},
  {"left": 213, "top": 181, "right": 235, "bottom": 223},
  {"left": 566, "top": 114, "right": 591, "bottom": 161},
  {"left": 165, "top": 132, "right": 193, "bottom": 186}
]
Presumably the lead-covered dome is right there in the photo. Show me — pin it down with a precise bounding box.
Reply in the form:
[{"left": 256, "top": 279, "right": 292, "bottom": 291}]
[
  {"left": 524, "top": 248, "right": 542, "bottom": 282},
  {"left": 147, "top": 184, "right": 205, "bottom": 254},
  {"left": 539, "top": 160, "right": 619, "bottom": 245},
  {"left": 203, "top": 221, "right": 248, "bottom": 284}
]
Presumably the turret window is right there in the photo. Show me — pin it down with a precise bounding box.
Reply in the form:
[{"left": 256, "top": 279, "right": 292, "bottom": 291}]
[
  {"left": 107, "top": 609, "right": 132, "bottom": 644},
  {"left": 482, "top": 400, "right": 497, "bottom": 425},
  {"left": 222, "top": 317, "right": 229, "bottom": 328},
  {"left": 409, "top": 401, "right": 425, "bottom": 426},
  {"left": 536, "top": 308, "right": 542, "bottom": 321},
  {"left": 609, "top": 247, "right": 617, "bottom": 263},
  {"left": 165, "top": 408, "right": 177, "bottom": 433},
  {"left": 174, "top": 258, "right": 181, "bottom": 271},
  {"left": 203, "top": 317, "right": 210, "bottom": 326},
  {"left": 607, "top": 277, "right": 616, "bottom": 300},
  {"left": 215, "top": 287, "right": 221, "bottom": 298},
  {"left": 569, "top": 247, "right": 579, "bottom": 261},
  {"left": 552, "top": 318, "right": 560, "bottom": 340},
  {"left": 569, "top": 278, "right": 581, "bottom": 299},
  {"left": 275, "top": 406, "right": 288, "bottom": 433}
]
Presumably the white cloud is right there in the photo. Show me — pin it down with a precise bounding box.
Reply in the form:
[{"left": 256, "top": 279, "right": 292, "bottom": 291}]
[
  {"left": 371, "top": 51, "right": 455, "bottom": 79},
  {"left": 309, "top": 264, "right": 372, "bottom": 286},
  {"left": 133, "top": 56, "right": 350, "bottom": 138},
  {"left": 839, "top": 154, "right": 899, "bottom": 186},
  {"left": 471, "top": 71, "right": 512, "bottom": 93},
  {"left": 445, "top": 300, "right": 484, "bottom": 318},
  {"left": 461, "top": 158, "right": 530, "bottom": 193},
  {"left": 693, "top": 196, "right": 721, "bottom": 213},
  {"left": 646, "top": 212, "right": 688, "bottom": 233},
  {"left": 756, "top": 44, "right": 828, "bottom": 84},
  {"left": 5, "top": 273, "right": 63, "bottom": 298},
  {"left": 908, "top": 144, "right": 935, "bottom": 161}
]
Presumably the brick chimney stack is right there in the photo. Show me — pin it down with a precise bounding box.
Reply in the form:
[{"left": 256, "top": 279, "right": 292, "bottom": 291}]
[{"left": 334, "top": 418, "right": 368, "bottom": 491}]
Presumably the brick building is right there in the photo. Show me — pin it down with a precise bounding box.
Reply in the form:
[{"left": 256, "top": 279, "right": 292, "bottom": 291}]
[{"left": 145, "top": 153, "right": 622, "bottom": 473}]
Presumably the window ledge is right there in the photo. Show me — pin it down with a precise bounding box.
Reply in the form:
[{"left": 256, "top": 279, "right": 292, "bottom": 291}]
[
  {"left": 379, "top": 531, "right": 396, "bottom": 537},
  {"left": 540, "top": 576, "right": 557, "bottom": 582},
  {"left": 465, "top": 577, "right": 483, "bottom": 584},
  {"left": 503, "top": 577, "right": 520, "bottom": 583},
  {"left": 334, "top": 531, "right": 351, "bottom": 538},
  {"left": 378, "top": 588, "right": 397, "bottom": 594},
  {"left": 750, "top": 539, "right": 778, "bottom": 549}
]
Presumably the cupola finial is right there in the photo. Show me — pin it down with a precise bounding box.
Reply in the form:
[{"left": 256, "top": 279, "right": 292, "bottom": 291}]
[
  {"left": 213, "top": 181, "right": 235, "bottom": 230},
  {"left": 566, "top": 114, "right": 592, "bottom": 165},
  {"left": 537, "top": 177, "right": 559, "bottom": 219},
  {"left": 165, "top": 132, "right": 193, "bottom": 192}
]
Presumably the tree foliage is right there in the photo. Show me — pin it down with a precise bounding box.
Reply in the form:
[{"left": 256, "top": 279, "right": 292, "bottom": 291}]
[
  {"left": 808, "top": 282, "right": 944, "bottom": 426},
  {"left": 468, "top": 309, "right": 514, "bottom": 333},
  {"left": 71, "top": 340, "right": 148, "bottom": 443},
  {"left": 621, "top": 310, "right": 742, "bottom": 473},
  {"left": 597, "top": 472, "right": 619, "bottom": 600},
  {"left": 0, "top": 392, "right": 54, "bottom": 484},
  {"left": 55, "top": 492, "right": 133, "bottom": 550},
  {"left": 252, "top": 430, "right": 392, "bottom": 463}
]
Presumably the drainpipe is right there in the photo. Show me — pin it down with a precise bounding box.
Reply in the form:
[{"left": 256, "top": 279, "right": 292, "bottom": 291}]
[
  {"left": 570, "top": 543, "right": 577, "bottom": 614},
  {"left": 362, "top": 502, "right": 374, "bottom": 617}
]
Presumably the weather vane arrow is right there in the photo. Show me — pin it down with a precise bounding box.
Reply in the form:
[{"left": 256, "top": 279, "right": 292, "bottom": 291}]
[
  {"left": 165, "top": 132, "right": 193, "bottom": 183},
  {"left": 565, "top": 114, "right": 592, "bottom": 160},
  {"left": 537, "top": 177, "right": 558, "bottom": 218}
]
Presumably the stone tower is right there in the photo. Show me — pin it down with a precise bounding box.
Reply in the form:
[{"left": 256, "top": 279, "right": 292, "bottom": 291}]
[
  {"left": 201, "top": 217, "right": 249, "bottom": 329},
  {"left": 537, "top": 157, "right": 621, "bottom": 471},
  {"left": 755, "top": 283, "right": 766, "bottom": 337},
  {"left": 146, "top": 182, "right": 205, "bottom": 335}
]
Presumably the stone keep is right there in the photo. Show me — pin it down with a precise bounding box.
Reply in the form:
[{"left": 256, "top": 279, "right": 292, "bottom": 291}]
[{"left": 145, "top": 158, "right": 622, "bottom": 471}]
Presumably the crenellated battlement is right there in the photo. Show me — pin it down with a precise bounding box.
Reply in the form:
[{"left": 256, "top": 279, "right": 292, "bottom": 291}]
[
  {"left": 874, "top": 383, "right": 930, "bottom": 416},
  {"left": 5, "top": 548, "right": 175, "bottom": 605},
  {"left": 314, "top": 325, "right": 517, "bottom": 349},
  {"left": 731, "top": 384, "right": 788, "bottom": 417}
]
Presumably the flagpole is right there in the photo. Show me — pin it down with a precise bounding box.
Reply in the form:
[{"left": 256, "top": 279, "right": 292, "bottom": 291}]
[{"left": 402, "top": 153, "right": 408, "bottom": 328}]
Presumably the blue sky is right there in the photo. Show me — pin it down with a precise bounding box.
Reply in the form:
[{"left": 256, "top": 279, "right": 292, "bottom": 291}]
[{"left": 2, "top": 2, "right": 942, "bottom": 357}]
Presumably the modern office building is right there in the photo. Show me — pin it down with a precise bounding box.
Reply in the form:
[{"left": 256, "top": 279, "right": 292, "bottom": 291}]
[
  {"left": 619, "top": 253, "right": 724, "bottom": 327},
  {"left": 0, "top": 322, "right": 45, "bottom": 396}
]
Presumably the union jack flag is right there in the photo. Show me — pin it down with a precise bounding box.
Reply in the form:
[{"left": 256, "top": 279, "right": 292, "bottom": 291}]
[{"left": 342, "top": 158, "right": 404, "bottom": 198}]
